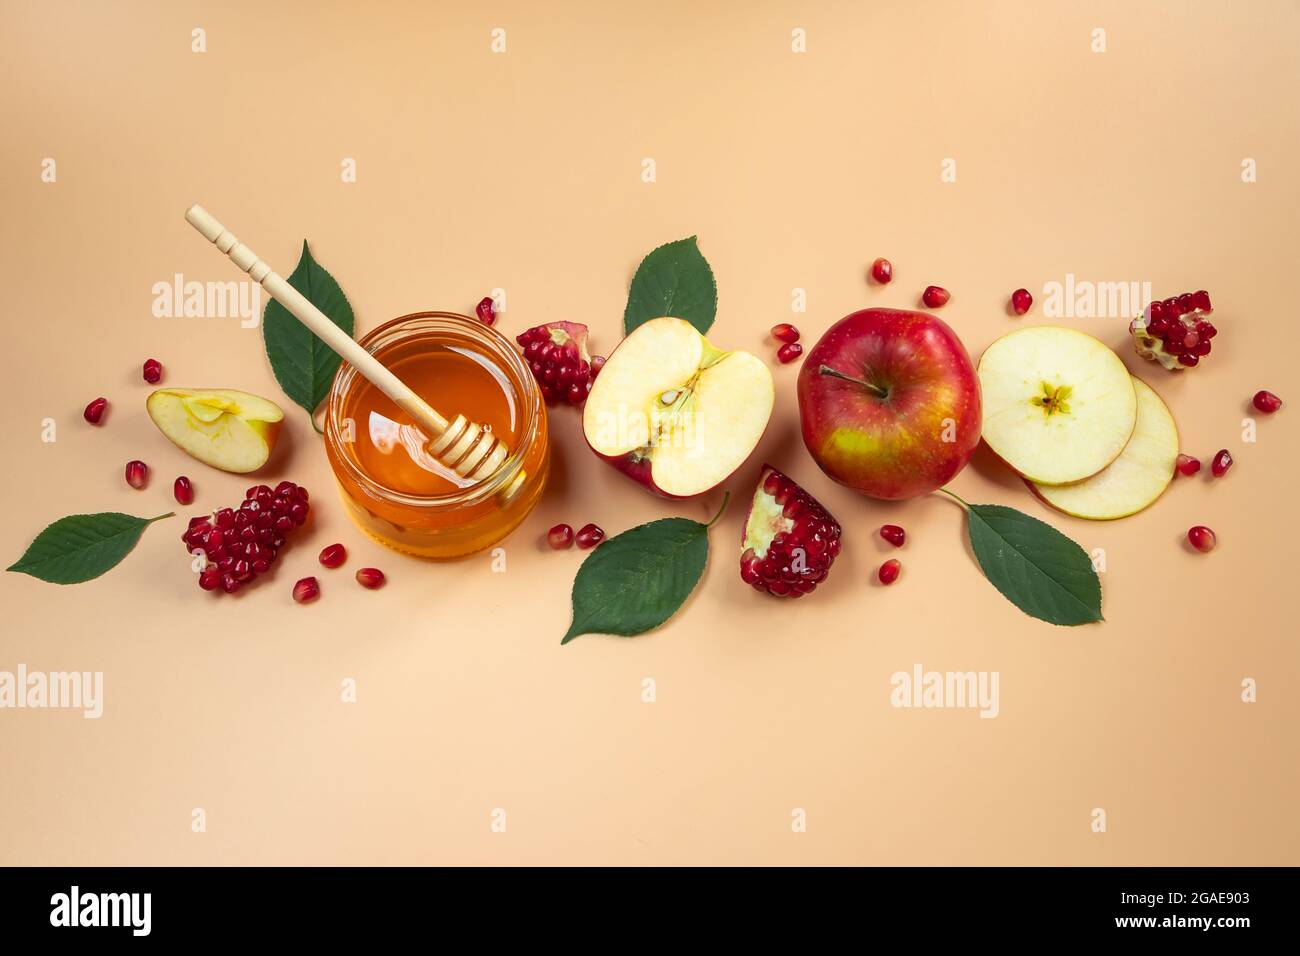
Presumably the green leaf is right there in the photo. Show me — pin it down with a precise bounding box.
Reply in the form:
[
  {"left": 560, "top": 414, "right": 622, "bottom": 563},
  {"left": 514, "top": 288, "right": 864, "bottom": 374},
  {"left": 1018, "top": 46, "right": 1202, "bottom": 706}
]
[
  {"left": 623, "top": 236, "right": 718, "bottom": 336},
  {"left": 965, "top": 503, "right": 1103, "bottom": 626},
  {"left": 262, "top": 241, "right": 355, "bottom": 420},
  {"left": 7, "top": 512, "right": 173, "bottom": 585},
  {"left": 562, "top": 517, "right": 710, "bottom": 644}
]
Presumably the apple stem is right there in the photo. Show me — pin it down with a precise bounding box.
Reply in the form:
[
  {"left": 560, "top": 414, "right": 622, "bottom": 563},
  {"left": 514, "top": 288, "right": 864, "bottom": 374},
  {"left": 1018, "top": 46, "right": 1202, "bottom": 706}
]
[
  {"left": 817, "top": 365, "right": 889, "bottom": 399},
  {"left": 705, "top": 492, "right": 731, "bottom": 529},
  {"left": 934, "top": 487, "right": 970, "bottom": 510}
]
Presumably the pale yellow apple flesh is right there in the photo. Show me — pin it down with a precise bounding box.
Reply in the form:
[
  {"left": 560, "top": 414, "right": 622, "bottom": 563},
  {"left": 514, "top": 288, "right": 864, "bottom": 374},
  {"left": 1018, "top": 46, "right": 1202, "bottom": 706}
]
[
  {"left": 1030, "top": 377, "right": 1178, "bottom": 519},
  {"left": 583, "top": 317, "right": 774, "bottom": 497},
  {"left": 978, "top": 326, "right": 1137, "bottom": 485},
  {"left": 147, "top": 388, "right": 284, "bottom": 473}
]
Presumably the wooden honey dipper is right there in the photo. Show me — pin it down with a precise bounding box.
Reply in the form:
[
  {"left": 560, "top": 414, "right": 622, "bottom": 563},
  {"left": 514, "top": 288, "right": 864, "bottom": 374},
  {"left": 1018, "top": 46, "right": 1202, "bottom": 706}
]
[{"left": 185, "top": 205, "right": 521, "bottom": 494}]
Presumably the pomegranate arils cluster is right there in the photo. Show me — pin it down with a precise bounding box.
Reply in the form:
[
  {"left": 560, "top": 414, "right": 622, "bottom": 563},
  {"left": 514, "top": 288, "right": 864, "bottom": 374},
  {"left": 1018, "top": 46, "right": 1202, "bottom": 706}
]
[
  {"left": 516, "top": 321, "right": 603, "bottom": 406},
  {"left": 184, "top": 480, "right": 310, "bottom": 594},
  {"left": 1130, "top": 290, "right": 1216, "bottom": 369},
  {"left": 740, "top": 465, "right": 842, "bottom": 598}
]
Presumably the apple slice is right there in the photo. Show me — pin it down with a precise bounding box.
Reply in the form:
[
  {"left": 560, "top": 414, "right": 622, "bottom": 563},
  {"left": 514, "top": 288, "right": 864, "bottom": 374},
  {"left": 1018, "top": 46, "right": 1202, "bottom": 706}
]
[
  {"left": 978, "top": 326, "right": 1137, "bottom": 485},
  {"left": 1029, "top": 377, "right": 1178, "bottom": 519},
  {"left": 582, "top": 317, "right": 774, "bottom": 497},
  {"left": 147, "top": 388, "right": 284, "bottom": 473}
]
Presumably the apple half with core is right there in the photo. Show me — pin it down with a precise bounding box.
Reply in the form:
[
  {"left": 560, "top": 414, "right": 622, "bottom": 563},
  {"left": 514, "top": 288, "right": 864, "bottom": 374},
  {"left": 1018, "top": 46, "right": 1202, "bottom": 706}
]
[
  {"left": 1029, "top": 377, "right": 1178, "bottom": 519},
  {"left": 582, "top": 317, "right": 774, "bottom": 497},
  {"left": 796, "top": 308, "right": 982, "bottom": 500},
  {"left": 978, "top": 326, "right": 1136, "bottom": 485},
  {"left": 147, "top": 388, "right": 284, "bottom": 473}
]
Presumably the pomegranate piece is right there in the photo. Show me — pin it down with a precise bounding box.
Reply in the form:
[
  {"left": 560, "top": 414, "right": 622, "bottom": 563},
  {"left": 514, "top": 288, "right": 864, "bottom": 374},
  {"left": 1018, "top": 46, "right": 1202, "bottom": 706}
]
[
  {"left": 776, "top": 342, "right": 804, "bottom": 364},
  {"left": 516, "top": 321, "right": 599, "bottom": 406},
  {"left": 83, "top": 397, "right": 108, "bottom": 424},
  {"left": 922, "top": 285, "right": 950, "bottom": 308},
  {"left": 1129, "top": 290, "right": 1215, "bottom": 370},
  {"left": 319, "top": 543, "right": 347, "bottom": 568},
  {"left": 1210, "top": 449, "right": 1233, "bottom": 478},
  {"left": 879, "top": 524, "right": 906, "bottom": 547},
  {"left": 870, "top": 257, "right": 893, "bottom": 284},
  {"left": 1174, "top": 454, "right": 1201, "bottom": 477},
  {"left": 475, "top": 296, "right": 496, "bottom": 325},
  {"left": 125, "top": 460, "right": 149, "bottom": 489},
  {"left": 740, "top": 464, "right": 842, "bottom": 598},
  {"left": 771, "top": 323, "right": 800, "bottom": 344},
  {"left": 143, "top": 358, "right": 163, "bottom": 384},
  {"left": 292, "top": 576, "right": 320, "bottom": 603},
  {"left": 575, "top": 523, "right": 605, "bottom": 549},
  {"left": 183, "top": 481, "right": 310, "bottom": 594},
  {"left": 878, "top": 558, "right": 901, "bottom": 585},
  {"left": 173, "top": 476, "right": 195, "bottom": 505},
  {"left": 355, "top": 567, "right": 386, "bottom": 589},
  {"left": 1252, "top": 390, "right": 1283, "bottom": 414},
  {"left": 1187, "top": 526, "right": 1216, "bottom": 553},
  {"left": 547, "top": 523, "right": 574, "bottom": 549},
  {"left": 1011, "top": 288, "right": 1033, "bottom": 315}
]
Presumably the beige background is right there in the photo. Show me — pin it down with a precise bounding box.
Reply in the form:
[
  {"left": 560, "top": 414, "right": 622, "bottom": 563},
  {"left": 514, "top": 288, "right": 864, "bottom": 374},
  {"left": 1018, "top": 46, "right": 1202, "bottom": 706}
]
[{"left": 2, "top": 0, "right": 1297, "bottom": 865}]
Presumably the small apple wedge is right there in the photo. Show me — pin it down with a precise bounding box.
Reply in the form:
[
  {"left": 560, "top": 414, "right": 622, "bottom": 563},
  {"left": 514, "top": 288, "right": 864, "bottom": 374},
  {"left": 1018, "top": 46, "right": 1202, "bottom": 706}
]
[
  {"left": 1029, "top": 377, "right": 1178, "bottom": 519},
  {"left": 582, "top": 317, "right": 774, "bottom": 498},
  {"left": 978, "top": 326, "right": 1137, "bottom": 485},
  {"left": 147, "top": 388, "right": 284, "bottom": 473}
]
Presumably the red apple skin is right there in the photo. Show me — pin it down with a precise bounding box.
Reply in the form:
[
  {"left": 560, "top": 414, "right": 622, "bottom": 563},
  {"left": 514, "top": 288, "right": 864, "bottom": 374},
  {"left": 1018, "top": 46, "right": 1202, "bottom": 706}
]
[
  {"left": 585, "top": 444, "right": 723, "bottom": 500},
  {"left": 797, "top": 308, "right": 982, "bottom": 500}
]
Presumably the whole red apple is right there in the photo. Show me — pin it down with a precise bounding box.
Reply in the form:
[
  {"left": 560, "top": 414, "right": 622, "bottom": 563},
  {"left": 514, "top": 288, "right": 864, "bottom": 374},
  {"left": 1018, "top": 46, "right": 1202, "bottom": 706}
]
[{"left": 797, "top": 308, "right": 981, "bottom": 499}]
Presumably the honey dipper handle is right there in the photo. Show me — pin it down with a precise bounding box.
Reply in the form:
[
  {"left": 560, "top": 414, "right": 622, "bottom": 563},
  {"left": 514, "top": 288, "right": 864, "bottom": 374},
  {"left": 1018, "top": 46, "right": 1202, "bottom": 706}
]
[{"left": 184, "top": 204, "right": 449, "bottom": 437}]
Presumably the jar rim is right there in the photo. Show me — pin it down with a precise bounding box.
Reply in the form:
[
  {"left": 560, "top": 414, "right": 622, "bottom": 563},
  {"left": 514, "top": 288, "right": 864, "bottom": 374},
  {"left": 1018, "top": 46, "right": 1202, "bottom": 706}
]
[{"left": 324, "top": 311, "right": 541, "bottom": 508}]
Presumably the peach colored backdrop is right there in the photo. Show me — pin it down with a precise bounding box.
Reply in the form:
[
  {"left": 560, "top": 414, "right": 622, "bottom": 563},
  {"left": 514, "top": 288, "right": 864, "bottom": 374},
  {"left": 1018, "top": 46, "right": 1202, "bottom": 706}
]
[{"left": 1, "top": 0, "right": 1296, "bottom": 865}]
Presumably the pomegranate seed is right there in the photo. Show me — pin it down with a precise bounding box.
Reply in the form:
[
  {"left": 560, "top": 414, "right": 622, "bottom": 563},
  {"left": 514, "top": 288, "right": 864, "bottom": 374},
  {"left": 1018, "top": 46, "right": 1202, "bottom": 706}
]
[
  {"left": 142, "top": 358, "right": 163, "bottom": 384},
  {"left": 771, "top": 323, "right": 800, "bottom": 344},
  {"left": 124, "top": 460, "right": 149, "bottom": 489},
  {"left": 870, "top": 257, "right": 893, "bottom": 284},
  {"left": 198, "top": 567, "right": 221, "bottom": 591},
  {"left": 1193, "top": 290, "right": 1212, "bottom": 312},
  {"left": 319, "top": 543, "right": 347, "bottom": 568},
  {"left": 173, "top": 476, "right": 195, "bottom": 504},
  {"left": 1187, "top": 526, "right": 1217, "bottom": 554},
  {"left": 292, "top": 576, "right": 320, "bottom": 603},
  {"left": 355, "top": 567, "right": 386, "bottom": 589},
  {"left": 777, "top": 342, "right": 804, "bottom": 364},
  {"left": 922, "top": 285, "right": 950, "bottom": 308},
  {"left": 878, "top": 558, "right": 901, "bottom": 585},
  {"left": 590, "top": 355, "right": 606, "bottom": 378},
  {"left": 1253, "top": 390, "right": 1283, "bottom": 414},
  {"left": 1210, "top": 449, "right": 1233, "bottom": 478},
  {"left": 879, "top": 524, "right": 906, "bottom": 547},
  {"left": 1175, "top": 454, "right": 1201, "bottom": 477},
  {"left": 83, "top": 397, "right": 108, "bottom": 424},
  {"left": 1149, "top": 301, "right": 1166, "bottom": 322},
  {"left": 575, "top": 523, "right": 605, "bottom": 549},
  {"left": 1010, "top": 288, "right": 1033, "bottom": 315},
  {"left": 475, "top": 296, "right": 496, "bottom": 325},
  {"left": 547, "top": 523, "right": 574, "bottom": 549}
]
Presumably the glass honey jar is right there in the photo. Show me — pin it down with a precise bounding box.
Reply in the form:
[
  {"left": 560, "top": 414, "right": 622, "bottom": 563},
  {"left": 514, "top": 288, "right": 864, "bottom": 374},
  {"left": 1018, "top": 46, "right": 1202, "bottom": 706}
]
[{"left": 324, "top": 311, "right": 548, "bottom": 558}]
